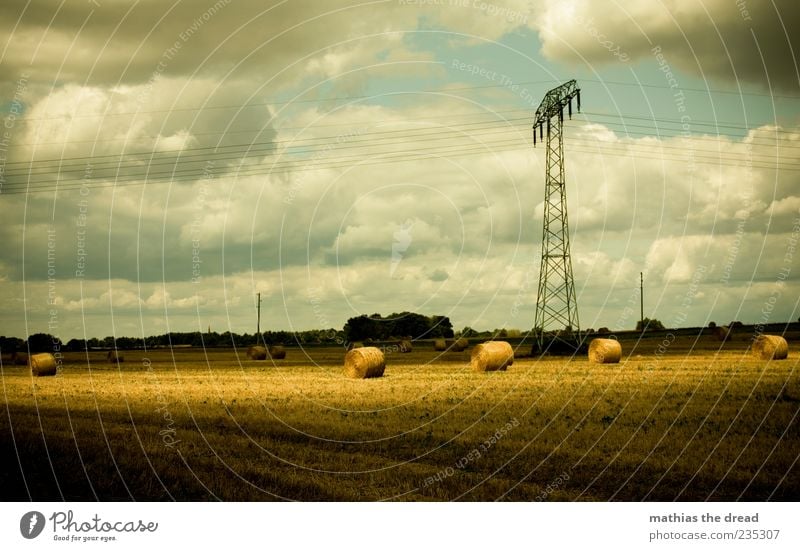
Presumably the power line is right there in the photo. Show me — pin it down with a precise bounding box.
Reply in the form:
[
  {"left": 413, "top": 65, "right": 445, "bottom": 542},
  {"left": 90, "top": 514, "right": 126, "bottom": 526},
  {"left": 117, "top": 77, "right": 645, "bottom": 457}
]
[
  {"left": 6, "top": 111, "right": 798, "bottom": 174},
  {"left": 14, "top": 77, "right": 799, "bottom": 123},
  {"left": 5, "top": 132, "right": 799, "bottom": 196},
  {"left": 8, "top": 120, "right": 797, "bottom": 186}
]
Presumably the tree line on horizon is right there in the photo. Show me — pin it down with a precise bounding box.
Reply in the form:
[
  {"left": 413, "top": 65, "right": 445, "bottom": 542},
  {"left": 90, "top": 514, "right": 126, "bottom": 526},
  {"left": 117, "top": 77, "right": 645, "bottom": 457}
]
[{"left": 2, "top": 316, "right": 794, "bottom": 354}]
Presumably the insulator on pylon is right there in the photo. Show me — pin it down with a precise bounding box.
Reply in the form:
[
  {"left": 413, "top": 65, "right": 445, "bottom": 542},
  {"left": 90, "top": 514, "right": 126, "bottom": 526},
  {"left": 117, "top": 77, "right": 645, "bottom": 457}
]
[
  {"left": 559, "top": 108, "right": 563, "bottom": 123},
  {"left": 568, "top": 99, "right": 572, "bottom": 119},
  {"left": 577, "top": 90, "right": 581, "bottom": 112},
  {"left": 540, "top": 124, "right": 543, "bottom": 140},
  {"left": 533, "top": 127, "right": 536, "bottom": 146}
]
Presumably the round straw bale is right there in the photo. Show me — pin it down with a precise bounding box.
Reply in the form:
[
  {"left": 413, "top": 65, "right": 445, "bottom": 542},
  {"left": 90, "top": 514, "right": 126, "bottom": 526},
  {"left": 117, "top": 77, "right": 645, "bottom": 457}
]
[
  {"left": 30, "top": 353, "right": 57, "bottom": 376},
  {"left": 588, "top": 338, "right": 622, "bottom": 364},
  {"left": 451, "top": 338, "right": 469, "bottom": 352},
  {"left": 14, "top": 351, "right": 28, "bottom": 365},
  {"left": 433, "top": 338, "right": 447, "bottom": 351},
  {"left": 268, "top": 345, "right": 286, "bottom": 359},
  {"left": 107, "top": 349, "right": 124, "bottom": 363},
  {"left": 752, "top": 334, "right": 788, "bottom": 360},
  {"left": 344, "top": 346, "right": 385, "bottom": 379},
  {"left": 470, "top": 341, "right": 513, "bottom": 372},
  {"left": 714, "top": 325, "right": 731, "bottom": 342},
  {"left": 247, "top": 345, "right": 267, "bottom": 360},
  {"left": 399, "top": 339, "right": 412, "bottom": 353}
]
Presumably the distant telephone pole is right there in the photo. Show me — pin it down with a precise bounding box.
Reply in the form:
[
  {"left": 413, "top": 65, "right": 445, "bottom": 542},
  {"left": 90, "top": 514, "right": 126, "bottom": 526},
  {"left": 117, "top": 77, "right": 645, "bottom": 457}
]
[
  {"left": 640, "top": 272, "right": 644, "bottom": 326},
  {"left": 256, "top": 292, "right": 262, "bottom": 338}
]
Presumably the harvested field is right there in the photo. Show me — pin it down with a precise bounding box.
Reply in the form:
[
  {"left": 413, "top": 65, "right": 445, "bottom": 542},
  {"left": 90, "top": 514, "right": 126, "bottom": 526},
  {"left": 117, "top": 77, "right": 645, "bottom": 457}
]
[{"left": 0, "top": 334, "right": 798, "bottom": 501}]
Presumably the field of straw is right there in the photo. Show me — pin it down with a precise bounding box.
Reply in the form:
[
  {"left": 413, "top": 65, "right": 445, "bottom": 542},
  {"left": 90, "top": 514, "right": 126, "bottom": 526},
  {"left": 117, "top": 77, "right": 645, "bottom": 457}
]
[{"left": 0, "top": 334, "right": 798, "bottom": 501}]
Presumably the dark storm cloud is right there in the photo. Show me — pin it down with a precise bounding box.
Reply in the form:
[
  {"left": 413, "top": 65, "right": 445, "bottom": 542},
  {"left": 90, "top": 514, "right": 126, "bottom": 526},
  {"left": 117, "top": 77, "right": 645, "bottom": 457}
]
[
  {"left": 0, "top": 0, "right": 367, "bottom": 90},
  {"left": 538, "top": 0, "right": 800, "bottom": 92}
]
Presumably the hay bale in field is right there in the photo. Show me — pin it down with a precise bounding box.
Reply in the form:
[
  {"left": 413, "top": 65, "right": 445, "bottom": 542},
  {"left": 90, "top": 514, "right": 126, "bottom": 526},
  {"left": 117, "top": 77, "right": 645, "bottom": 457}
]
[
  {"left": 714, "top": 325, "right": 731, "bottom": 342},
  {"left": 470, "top": 341, "right": 513, "bottom": 372},
  {"left": 433, "top": 338, "right": 447, "bottom": 351},
  {"left": 107, "top": 349, "right": 124, "bottom": 363},
  {"left": 451, "top": 338, "right": 469, "bottom": 352},
  {"left": 14, "top": 351, "right": 28, "bottom": 365},
  {"left": 344, "top": 346, "right": 385, "bottom": 379},
  {"left": 399, "top": 339, "right": 412, "bottom": 353},
  {"left": 752, "top": 335, "right": 788, "bottom": 360},
  {"left": 247, "top": 345, "right": 267, "bottom": 360},
  {"left": 588, "top": 338, "right": 622, "bottom": 364},
  {"left": 268, "top": 345, "right": 286, "bottom": 359},
  {"left": 30, "top": 353, "right": 57, "bottom": 376}
]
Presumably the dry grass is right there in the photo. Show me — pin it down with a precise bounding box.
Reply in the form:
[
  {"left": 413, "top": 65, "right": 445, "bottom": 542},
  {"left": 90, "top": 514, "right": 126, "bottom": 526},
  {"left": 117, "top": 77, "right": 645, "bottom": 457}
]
[{"left": 1, "top": 337, "right": 798, "bottom": 501}]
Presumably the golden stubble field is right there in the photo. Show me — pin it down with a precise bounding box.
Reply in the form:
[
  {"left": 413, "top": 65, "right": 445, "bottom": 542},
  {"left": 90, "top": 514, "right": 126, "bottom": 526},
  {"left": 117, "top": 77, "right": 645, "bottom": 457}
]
[{"left": 1, "top": 339, "right": 798, "bottom": 501}]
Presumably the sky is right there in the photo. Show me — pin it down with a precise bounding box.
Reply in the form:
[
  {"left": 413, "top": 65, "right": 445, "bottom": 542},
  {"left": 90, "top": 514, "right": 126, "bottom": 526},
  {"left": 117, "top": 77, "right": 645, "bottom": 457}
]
[{"left": 0, "top": 0, "right": 799, "bottom": 341}]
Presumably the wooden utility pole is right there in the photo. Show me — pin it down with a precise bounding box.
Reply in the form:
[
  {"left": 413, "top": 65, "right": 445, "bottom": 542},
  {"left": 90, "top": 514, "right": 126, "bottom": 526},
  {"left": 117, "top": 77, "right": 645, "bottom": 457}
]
[
  {"left": 640, "top": 272, "right": 644, "bottom": 327},
  {"left": 256, "top": 292, "right": 262, "bottom": 338}
]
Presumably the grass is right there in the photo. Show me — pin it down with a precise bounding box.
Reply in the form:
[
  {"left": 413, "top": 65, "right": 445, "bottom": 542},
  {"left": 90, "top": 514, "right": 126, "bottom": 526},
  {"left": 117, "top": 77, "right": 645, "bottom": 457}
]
[{"left": 1, "top": 336, "right": 798, "bottom": 501}]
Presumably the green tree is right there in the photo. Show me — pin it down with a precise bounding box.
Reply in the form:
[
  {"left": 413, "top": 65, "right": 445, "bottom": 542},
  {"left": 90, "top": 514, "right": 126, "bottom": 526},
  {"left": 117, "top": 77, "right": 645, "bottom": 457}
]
[
  {"left": 27, "top": 333, "right": 61, "bottom": 353},
  {"left": 636, "top": 318, "right": 666, "bottom": 332}
]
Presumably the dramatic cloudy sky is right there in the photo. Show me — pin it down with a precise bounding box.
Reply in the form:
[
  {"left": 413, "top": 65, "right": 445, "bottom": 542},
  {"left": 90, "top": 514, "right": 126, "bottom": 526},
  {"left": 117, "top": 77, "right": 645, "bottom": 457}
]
[{"left": 0, "top": 0, "right": 798, "bottom": 340}]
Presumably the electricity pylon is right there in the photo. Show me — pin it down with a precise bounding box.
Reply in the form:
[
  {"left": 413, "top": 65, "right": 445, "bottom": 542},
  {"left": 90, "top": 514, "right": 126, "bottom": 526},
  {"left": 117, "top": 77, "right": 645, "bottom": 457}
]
[{"left": 532, "top": 80, "right": 582, "bottom": 354}]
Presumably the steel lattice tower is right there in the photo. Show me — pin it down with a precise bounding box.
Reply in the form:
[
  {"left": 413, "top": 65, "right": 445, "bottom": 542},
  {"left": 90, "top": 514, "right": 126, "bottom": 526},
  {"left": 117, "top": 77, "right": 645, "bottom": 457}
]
[{"left": 532, "top": 80, "right": 581, "bottom": 354}]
